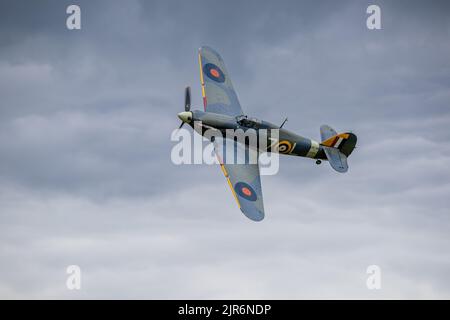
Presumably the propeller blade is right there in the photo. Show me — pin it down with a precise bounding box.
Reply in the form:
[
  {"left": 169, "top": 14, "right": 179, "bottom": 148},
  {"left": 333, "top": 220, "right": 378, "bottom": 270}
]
[{"left": 185, "top": 86, "right": 191, "bottom": 111}]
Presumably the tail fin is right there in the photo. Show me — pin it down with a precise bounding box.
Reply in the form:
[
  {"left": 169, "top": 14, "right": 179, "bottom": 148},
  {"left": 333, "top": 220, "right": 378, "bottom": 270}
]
[{"left": 320, "top": 125, "right": 357, "bottom": 173}]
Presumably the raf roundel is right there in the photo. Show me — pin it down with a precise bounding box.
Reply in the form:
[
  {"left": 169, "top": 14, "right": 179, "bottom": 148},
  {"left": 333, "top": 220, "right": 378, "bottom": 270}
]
[
  {"left": 204, "top": 63, "right": 225, "bottom": 83},
  {"left": 234, "top": 182, "right": 257, "bottom": 202},
  {"left": 275, "top": 140, "right": 294, "bottom": 154}
]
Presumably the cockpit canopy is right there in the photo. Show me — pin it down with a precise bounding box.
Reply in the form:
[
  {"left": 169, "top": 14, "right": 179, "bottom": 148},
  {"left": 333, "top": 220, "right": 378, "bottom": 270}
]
[{"left": 236, "top": 115, "right": 262, "bottom": 129}]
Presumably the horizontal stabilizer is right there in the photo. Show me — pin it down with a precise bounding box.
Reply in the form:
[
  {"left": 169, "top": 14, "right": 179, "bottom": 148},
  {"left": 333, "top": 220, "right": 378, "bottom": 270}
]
[
  {"left": 322, "top": 146, "right": 348, "bottom": 173},
  {"left": 320, "top": 125, "right": 338, "bottom": 141}
]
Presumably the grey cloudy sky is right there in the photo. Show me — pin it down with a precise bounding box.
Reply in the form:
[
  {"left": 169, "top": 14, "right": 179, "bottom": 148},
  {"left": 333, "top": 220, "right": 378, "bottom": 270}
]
[{"left": 0, "top": 0, "right": 449, "bottom": 299}]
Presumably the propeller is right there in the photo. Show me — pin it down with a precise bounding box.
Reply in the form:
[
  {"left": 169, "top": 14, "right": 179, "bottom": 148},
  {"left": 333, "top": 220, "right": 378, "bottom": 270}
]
[
  {"left": 185, "top": 86, "right": 191, "bottom": 111},
  {"left": 178, "top": 86, "right": 191, "bottom": 129}
]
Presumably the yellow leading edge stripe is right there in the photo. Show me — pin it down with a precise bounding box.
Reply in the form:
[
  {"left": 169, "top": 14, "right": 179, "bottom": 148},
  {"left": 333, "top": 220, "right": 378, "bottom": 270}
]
[
  {"left": 220, "top": 163, "right": 228, "bottom": 177},
  {"left": 198, "top": 53, "right": 206, "bottom": 100},
  {"left": 226, "top": 176, "right": 241, "bottom": 209},
  {"left": 219, "top": 160, "right": 241, "bottom": 209}
]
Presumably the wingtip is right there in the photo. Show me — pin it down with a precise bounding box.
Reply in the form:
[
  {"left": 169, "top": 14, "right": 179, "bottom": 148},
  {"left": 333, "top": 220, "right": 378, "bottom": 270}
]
[
  {"left": 198, "top": 45, "right": 211, "bottom": 53},
  {"left": 240, "top": 208, "right": 265, "bottom": 222},
  {"left": 198, "top": 45, "right": 221, "bottom": 57}
]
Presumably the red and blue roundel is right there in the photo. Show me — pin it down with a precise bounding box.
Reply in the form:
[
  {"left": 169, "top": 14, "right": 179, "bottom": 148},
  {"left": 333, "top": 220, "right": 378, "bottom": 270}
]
[
  {"left": 204, "top": 63, "right": 225, "bottom": 83},
  {"left": 235, "top": 182, "right": 257, "bottom": 201}
]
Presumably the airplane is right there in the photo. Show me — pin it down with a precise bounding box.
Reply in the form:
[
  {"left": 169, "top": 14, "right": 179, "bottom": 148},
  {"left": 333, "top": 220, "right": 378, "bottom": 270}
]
[{"left": 177, "top": 46, "right": 357, "bottom": 222}]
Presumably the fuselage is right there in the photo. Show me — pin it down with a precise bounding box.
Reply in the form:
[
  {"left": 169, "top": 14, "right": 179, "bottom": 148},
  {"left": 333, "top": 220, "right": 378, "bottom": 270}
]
[{"left": 179, "top": 110, "right": 328, "bottom": 161}]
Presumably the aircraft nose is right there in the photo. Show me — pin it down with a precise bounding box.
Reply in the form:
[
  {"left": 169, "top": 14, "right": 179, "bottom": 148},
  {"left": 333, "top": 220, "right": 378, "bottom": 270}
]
[{"left": 178, "top": 111, "right": 192, "bottom": 123}]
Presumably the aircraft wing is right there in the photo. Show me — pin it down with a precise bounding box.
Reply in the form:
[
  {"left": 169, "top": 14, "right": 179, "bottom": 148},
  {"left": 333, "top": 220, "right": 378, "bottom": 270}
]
[
  {"left": 198, "top": 46, "right": 244, "bottom": 117},
  {"left": 213, "top": 137, "right": 265, "bottom": 221}
]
